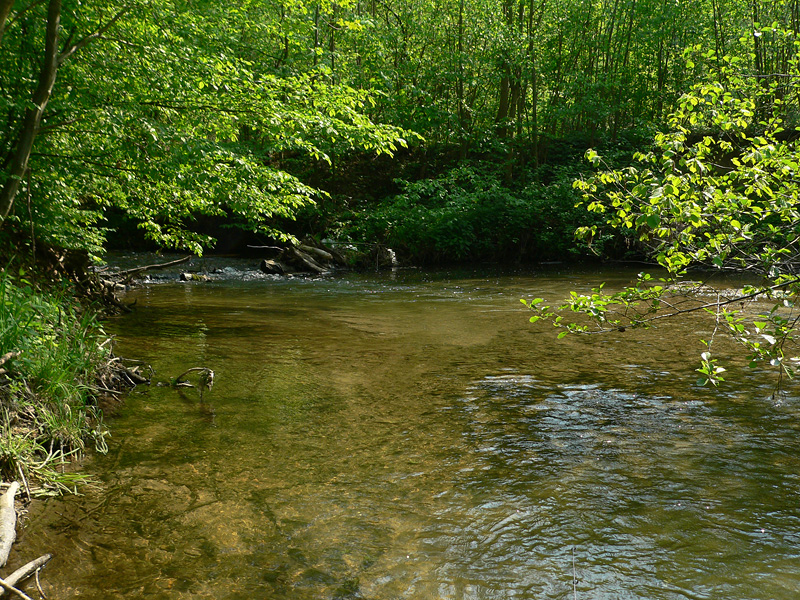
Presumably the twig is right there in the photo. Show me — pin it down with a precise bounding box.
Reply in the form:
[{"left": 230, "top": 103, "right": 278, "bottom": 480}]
[
  {"left": 14, "top": 465, "right": 29, "bottom": 503},
  {"left": 0, "top": 554, "right": 52, "bottom": 596},
  {"left": 34, "top": 570, "right": 44, "bottom": 600},
  {"left": 0, "top": 578, "right": 32, "bottom": 600},
  {"left": 91, "top": 385, "right": 121, "bottom": 396}
]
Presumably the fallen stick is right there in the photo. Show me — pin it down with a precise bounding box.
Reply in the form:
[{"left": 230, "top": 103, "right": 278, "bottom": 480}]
[
  {"left": 0, "top": 483, "right": 19, "bottom": 568},
  {"left": 0, "top": 577, "right": 32, "bottom": 600},
  {"left": 0, "top": 554, "right": 52, "bottom": 595},
  {"left": 114, "top": 255, "right": 192, "bottom": 279},
  {"left": 173, "top": 367, "right": 214, "bottom": 390}
]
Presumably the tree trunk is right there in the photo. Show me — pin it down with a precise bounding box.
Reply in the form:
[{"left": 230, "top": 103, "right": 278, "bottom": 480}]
[
  {"left": 0, "top": 0, "right": 14, "bottom": 46},
  {"left": 0, "top": 0, "right": 61, "bottom": 223}
]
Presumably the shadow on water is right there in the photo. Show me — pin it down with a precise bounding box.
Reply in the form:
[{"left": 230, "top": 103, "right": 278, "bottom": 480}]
[{"left": 18, "top": 265, "right": 800, "bottom": 599}]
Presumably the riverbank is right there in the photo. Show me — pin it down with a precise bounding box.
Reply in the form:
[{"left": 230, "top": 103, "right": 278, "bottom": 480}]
[
  {"left": 0, "top": 267, "right": 130, "bottom": 594},
  {"left": 0, "top": 270, "right": 119, "bottom": 497}
]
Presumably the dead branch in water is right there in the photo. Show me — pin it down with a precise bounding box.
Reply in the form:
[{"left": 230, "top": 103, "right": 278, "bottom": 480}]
[
  {"left": 174, "top": 367, "right": 214, "bottom": 387},
  {"left": 0, "top": 554, "right": 52, "bottom": 597},
  {"left": 113, "top": 255, "right": 192, "bottom": 280},
  {"left": 0, "top": 577, "right": 33, "bottom": 600},
  {"left": 171, "top": 367, "right": 215, "bottom": 400}
]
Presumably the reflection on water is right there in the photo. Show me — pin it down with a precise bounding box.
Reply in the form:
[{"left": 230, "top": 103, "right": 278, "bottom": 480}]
[{"left": 20, "top": 266, "right": 800, "bottom": 599}]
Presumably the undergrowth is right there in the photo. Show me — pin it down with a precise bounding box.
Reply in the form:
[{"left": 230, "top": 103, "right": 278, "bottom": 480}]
[{"left": 0, "top": 268, "right": 111, "bottom": 496}]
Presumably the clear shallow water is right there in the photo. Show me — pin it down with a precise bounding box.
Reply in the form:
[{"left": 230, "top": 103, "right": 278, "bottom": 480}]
[{"left": 19, "top": 265, "right": 800, "bottom": 599}]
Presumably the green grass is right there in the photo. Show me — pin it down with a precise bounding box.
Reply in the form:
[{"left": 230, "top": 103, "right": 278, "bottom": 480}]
[{"left": 0, "top": 269, "right": 111, "bottom": 496}]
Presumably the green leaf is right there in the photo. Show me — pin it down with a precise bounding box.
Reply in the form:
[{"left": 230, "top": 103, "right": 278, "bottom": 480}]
[{"left": 646, "top": 214, "right": 660, "bottom": 229}]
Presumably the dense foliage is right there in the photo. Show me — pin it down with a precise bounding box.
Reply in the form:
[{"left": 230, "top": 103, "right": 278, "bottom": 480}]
[
  {"left": 0, "top": 0, "right": 412, "bottom": 255},
  {"left": 4, "top": 0, "right": 800, "bottom": 259},
  {"left": 526, "top": 42, "right": 800, "bottom": 388},
  {"left": 337, "top": 160, "right": 603, "bottom": 262}
]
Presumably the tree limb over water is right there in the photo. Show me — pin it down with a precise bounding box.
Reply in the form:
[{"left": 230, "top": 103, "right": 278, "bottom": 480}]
[{"left": 526, "top": 59, "right": 800, "bottom": 389}]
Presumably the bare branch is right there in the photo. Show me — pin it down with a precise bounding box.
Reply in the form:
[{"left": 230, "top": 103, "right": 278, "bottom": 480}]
[
  {"left": 113, "top": 255, "right": 192, "bottom": 279},
  {"left": 0, "top": 554, "right": 52, "bottom": 595},
  {"left": 0, "top": 578, "right": 33, "bottom": 600},
  {"left": 644, "top": 276, "right": 800, "bottom": 324}
]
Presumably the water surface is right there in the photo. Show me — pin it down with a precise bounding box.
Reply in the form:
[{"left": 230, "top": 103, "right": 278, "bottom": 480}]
[{"left": 21, "top": 265, "right": 800, "bottom": 599}]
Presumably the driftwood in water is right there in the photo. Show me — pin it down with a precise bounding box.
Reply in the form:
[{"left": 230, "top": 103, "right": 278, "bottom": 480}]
[
  {"left": 298, "top": 244, "right": 333, "bottom": 263},
  {"left": 286, "top": 247, "right": 328, "bottom": 274},
  {"left": 253, "top": 241, "right": 347, "bottom": 275},
  {"left": 179, "top": 272, "right": 209, "bottom": 282},
  {"left": 113, "top": 255, "right": 191, "bottom": 280},
  {"left": 0, "top": 483, "right": 18, "bottom": 568},
  {"left": 0, "top": 554, "right": 52, "bottom": 597},
  {"left": 173, "top": 367, "right": 214, "bottom": 390},
  {"left": 0, "top": 577, "right": 32, "bottom": 600}
]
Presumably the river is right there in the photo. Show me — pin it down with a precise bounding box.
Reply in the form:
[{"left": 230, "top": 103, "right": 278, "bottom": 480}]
[{"left": 19, "top": 262, "right": 800, "bottom": 599}]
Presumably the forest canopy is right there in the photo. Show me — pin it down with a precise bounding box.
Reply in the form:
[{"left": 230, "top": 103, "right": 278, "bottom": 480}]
[{"left": 3, "top": 0, "right": 799, "bottom": 259}]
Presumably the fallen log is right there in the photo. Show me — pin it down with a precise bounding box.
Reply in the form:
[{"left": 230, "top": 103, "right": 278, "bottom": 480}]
[
  {"left": 0, "top": 483, "right": 18, "bottom": 568},
  {"left": 0, "top": 353, "right": 20, "bottom": 369},
  {"left": 298, "top": 244, "right": 334, "bottom": 263},
  {"left": 287, "top": 247, "right": 328, "bottom": 274},
  {"left": 0, "top": 353, "right": 20, "bottom": 377},
  {"left": 0, "top": 555, "right": 52, "bottom": 597}
]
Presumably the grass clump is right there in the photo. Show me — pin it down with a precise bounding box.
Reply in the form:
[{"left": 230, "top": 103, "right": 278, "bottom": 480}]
[{"left": 0, "top": 268, "right": 111, "bottom": 496}]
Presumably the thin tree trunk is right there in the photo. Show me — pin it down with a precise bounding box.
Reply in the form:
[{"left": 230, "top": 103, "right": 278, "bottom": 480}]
[
  {"left": 457, "top": 0, "right": 468, "bottom": 157},
  {"left": 313, "top": 4, "right": 320, "bottom": 67},
  {"left": 0, "top": 0, "right": 61, "bottom": 223},
  {"left": 329, "top": 3, "right": 337, "bottom": 78},
  {"left": 0, "top": 0, "right": 13, "bottom": 46}
]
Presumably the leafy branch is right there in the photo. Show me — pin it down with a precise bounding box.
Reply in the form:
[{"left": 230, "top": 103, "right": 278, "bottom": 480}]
[{"left": 525, "top": 46, "right": 800, "bottom": 387}]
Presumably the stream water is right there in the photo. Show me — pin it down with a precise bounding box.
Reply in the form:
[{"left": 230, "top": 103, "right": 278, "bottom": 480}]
[{"left": 19, "top": 262, "right": 800, "bottom": 599}]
